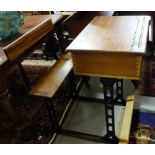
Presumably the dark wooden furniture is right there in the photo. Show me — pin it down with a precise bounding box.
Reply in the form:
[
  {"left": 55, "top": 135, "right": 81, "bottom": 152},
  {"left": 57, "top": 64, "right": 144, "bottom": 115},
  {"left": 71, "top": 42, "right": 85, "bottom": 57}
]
[{"left": 0, "top": 14, "right": 63, "bottom": 123}]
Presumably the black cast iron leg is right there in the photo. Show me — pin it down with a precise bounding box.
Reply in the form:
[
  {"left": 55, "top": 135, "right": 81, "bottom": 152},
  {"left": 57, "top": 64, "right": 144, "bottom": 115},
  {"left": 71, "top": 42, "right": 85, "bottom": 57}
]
[
  {"left": 68, "top": 69, "right": 77, "bottom": 97},
  {"left": 114, "top": 79, "right": 126, "bottom": 106},
  {"left": 100, "top": 78, "right": 119, "bottom": 143}
]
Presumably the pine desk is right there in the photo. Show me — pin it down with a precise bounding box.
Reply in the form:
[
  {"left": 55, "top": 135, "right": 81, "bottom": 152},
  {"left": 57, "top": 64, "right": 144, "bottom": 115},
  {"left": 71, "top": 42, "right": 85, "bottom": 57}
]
[{"left": 65, "top": 16, "right": 151, "bottom": 143}]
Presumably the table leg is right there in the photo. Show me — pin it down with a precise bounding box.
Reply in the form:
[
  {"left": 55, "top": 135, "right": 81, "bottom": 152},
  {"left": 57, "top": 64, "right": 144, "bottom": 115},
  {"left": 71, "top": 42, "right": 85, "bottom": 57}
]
[{"left": 100, "top": 77, "right": 119, "bottom": 143}]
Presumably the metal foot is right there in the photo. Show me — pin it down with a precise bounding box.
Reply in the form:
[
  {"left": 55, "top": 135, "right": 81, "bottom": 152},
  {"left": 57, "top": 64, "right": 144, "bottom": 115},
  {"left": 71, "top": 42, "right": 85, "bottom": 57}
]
[
  {"left": 100, "top": 133, "right": 119, "bottom": 143},
  {"left": 100, "top": 77, "right": 118, "bottom": 143}
]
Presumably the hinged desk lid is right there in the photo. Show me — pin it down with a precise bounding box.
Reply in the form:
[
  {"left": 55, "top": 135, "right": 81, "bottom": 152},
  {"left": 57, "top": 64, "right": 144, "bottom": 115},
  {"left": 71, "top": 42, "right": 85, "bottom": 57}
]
[{"left": 66, "top": 16, "right": 151, "bottom": 55}]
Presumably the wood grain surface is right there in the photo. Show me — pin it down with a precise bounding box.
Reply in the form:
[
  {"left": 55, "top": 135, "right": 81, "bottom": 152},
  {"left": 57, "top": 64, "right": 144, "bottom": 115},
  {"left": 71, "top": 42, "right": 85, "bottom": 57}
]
[
  {"left": 30, "top": 53, "right": 73, "bottom": 98},
  {"left": 67, "top": 16, "right": 150, "bottom": 55}
]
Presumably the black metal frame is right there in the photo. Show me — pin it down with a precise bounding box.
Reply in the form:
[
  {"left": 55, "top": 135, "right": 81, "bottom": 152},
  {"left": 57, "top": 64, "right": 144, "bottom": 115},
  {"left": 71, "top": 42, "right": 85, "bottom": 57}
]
[
  {"left": 46, "top": 75, "right": 127, "bottom": 144},
  {"left": 46, "top": 97, "right": 118, "bottom": 144},
  {"left": 100, "top": 77, "right": 119, "bottom": 143}
]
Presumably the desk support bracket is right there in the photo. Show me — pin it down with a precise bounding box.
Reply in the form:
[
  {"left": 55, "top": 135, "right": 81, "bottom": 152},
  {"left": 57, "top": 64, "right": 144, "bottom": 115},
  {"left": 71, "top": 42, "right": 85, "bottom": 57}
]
[{"left": 100, "top": 77, "right": 119, "bottom": 143}]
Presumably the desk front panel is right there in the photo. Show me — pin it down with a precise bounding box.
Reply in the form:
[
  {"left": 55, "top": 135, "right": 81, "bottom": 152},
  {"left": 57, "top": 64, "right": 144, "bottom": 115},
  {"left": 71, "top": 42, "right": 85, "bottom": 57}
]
[{"left": 72, "top": 52, "right": 142, "bottom": 80}]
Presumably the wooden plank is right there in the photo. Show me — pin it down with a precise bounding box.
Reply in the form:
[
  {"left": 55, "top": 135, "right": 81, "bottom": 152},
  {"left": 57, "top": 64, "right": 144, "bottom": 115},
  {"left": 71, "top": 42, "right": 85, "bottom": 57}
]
[
  {"left": 119, "top": 95, "right": 135, "bottom": 144},
  {"left": 30, "top": 53, "right": 73, "bottom": 98},
  {"left": 72, "top": 52, "right": 142, "bottom": 80},
  {"left": 66, "top": 16, "right": 150, "bottom": 55},
  {"left": 20, "top": 15, "right": 51, "bottom": 33}
]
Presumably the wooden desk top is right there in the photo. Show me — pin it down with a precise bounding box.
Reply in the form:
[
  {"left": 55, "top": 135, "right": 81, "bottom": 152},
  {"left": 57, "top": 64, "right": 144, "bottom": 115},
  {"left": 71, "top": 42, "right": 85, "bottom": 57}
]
[
  {"left": 66, "top": 16, "right": 150, "bottom": 55},
  {"left": 0, "top": 14, "right": 63, "bottom": 65}
]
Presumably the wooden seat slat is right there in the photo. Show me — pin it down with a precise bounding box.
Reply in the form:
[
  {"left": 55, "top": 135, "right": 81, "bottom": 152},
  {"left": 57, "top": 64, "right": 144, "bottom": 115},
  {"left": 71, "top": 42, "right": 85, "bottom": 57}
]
[{"left": 30, "top": 53, "right": 73, "bottom": 98}]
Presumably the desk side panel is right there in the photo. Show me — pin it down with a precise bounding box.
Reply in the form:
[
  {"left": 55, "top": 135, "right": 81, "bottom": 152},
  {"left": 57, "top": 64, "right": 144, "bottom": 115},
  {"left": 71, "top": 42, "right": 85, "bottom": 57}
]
[{"left": 72, "top": 52, "right": 142, "bottom": 80}]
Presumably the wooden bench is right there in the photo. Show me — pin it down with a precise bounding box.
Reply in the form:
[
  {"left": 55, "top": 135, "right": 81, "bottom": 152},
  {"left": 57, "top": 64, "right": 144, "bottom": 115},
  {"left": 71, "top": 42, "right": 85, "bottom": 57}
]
[
  {"left": 119, "top": 95, "right": 135, "bottom": 144},
  {"left": 29, "top": 53, "right": 73, "bottom": 98}
]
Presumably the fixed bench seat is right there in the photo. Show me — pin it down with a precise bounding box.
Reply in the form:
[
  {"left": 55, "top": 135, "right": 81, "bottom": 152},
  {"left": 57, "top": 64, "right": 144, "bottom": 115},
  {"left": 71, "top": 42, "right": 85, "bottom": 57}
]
[{"left": 29, "top": 53, "right": 73, "bottom": 98}]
